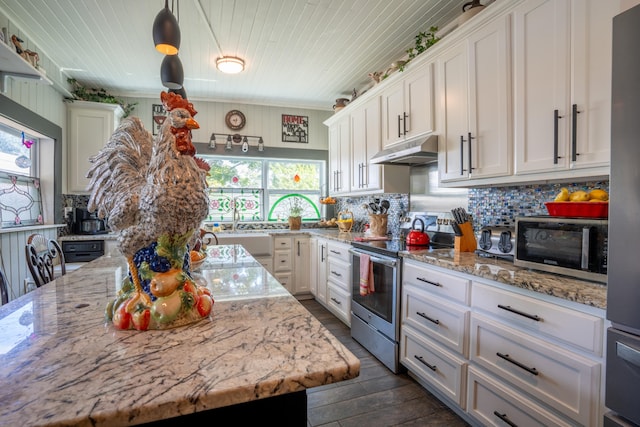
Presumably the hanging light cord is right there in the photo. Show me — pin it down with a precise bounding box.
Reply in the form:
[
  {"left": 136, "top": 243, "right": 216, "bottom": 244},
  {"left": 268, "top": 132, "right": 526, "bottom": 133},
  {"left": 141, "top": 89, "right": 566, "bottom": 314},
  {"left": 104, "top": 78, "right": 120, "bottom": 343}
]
[{"left": 194, "top": 0, "right": 224, "bottom": 57}]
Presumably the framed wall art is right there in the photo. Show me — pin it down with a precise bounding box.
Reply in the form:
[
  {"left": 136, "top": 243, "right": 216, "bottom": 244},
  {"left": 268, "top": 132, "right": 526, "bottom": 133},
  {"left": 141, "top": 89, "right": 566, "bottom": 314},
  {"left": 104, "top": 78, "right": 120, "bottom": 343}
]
[
  {"left": 152, "top": 104, "right": 166, "bottom": 135},
  {"left": 282, "top": 114, "right": 308, "bottom": 143}
]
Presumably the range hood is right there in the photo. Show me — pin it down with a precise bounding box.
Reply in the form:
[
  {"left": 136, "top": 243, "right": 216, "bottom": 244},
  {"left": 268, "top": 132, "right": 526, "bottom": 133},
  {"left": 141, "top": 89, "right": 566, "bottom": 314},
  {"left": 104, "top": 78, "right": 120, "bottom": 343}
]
[{"left": 369, "top": 134, "right": 438, "bottom": 165}]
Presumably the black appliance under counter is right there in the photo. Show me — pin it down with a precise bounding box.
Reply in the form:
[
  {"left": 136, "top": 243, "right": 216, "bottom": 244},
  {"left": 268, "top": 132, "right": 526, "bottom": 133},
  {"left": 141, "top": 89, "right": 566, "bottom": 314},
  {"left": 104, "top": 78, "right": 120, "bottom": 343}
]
[{"left": 62, "top": 240, "right": 105, "bottom": 263}]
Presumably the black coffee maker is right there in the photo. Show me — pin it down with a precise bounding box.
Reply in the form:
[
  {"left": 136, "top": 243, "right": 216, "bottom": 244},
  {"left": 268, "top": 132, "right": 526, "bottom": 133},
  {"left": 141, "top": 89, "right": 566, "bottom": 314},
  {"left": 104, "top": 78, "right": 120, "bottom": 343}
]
[{"left": 73, "top": 208, "right": 108, "bottom": 235}]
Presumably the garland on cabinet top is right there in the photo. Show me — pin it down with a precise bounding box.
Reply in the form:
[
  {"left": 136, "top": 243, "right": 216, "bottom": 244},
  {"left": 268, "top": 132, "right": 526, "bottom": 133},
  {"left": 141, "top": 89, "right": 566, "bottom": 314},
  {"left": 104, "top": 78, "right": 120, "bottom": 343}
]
[{"left": 66, "top": 78, "right": 137, "bottom": 117}]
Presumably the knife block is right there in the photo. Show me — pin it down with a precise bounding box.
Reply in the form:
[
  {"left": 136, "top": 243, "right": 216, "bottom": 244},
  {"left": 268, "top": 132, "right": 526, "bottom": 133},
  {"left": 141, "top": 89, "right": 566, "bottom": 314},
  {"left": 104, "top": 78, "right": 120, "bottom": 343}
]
[{"left": 454, "top": 222, "right": 477, "bottom": 253}]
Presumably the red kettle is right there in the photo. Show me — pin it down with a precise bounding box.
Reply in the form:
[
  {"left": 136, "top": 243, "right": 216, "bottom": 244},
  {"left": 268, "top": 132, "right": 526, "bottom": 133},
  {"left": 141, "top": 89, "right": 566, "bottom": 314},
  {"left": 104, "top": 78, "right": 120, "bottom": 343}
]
[{"left": 406, "top": 218, "right": 430, "bottom": 246}]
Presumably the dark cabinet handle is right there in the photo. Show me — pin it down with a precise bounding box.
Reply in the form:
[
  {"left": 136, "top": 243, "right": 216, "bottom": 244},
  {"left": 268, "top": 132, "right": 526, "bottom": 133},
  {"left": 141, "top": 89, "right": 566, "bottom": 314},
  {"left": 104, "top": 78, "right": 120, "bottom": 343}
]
[
  {"left": 493, "top": 411, "right": 518, "bottom": 427},
  {"left": 403, "top": 112, "right": 408, "bottom": 135},
  {"left": 414, "top": 355, "right": 437, "bottom": 371},
  {"left": 497, "top": 304, "right": 541, "bottom": 321},
  {"left": 460, "top": 135, "right": 465, "bottom": 175},
  {"left": 571, "top": 103, "right": 581, "bottom": 161},
  {"left": 553, "top": 109, "right": 563, "bottom": 164},
  {"left": 331, "top": 270, "right": 341, "bottom": 277},
  {"left": 331, "top": 297, "right": 341, "bottom": 305},
  {"left": 330, "top": 250, "right": 341, "bottom": 255},
  {"left": 468, "top": 132, "right": 474, "bottom": 171},
  {"left": 297, "top": 241, "right": 300, "bottom": 256},
  {"left": 416, "top": 311, "right": 440, "bottom": 325},
  {"left": 321, "top": 245, "right": 325, "bottom": 262},
  {"left": 416, "top": 277, "right": 442, "bottom": 287},
  {"left": 398, "top": 114, "right": 402, "bottom": 138},
  {"left": 497, "top": 352, "right": 539, "bottom": 376}
]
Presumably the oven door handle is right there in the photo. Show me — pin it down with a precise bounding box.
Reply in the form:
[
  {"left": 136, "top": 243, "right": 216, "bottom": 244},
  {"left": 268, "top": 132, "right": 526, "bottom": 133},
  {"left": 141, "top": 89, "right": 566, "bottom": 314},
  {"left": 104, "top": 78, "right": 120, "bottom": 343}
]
[{"left": 349, "top": 249, "right": 397, "bottom": 268}]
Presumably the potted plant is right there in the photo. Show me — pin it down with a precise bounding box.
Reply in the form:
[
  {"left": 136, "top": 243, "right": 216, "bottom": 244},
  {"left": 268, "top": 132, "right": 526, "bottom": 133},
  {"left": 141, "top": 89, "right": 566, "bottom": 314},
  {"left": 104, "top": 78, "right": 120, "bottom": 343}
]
[{"left": 288, "top": 196, "right": 303, "bottom": 230}]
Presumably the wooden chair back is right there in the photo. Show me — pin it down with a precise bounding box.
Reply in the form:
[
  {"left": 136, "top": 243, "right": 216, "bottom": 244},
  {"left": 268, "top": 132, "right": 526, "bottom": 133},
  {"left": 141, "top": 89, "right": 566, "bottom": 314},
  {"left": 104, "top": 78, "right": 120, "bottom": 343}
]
[
  {"left": 0, "top": 265, "right": 8, "bottom": 305},
  {"left": 25, "top": 234, "right": 67, "bottom": 288}
]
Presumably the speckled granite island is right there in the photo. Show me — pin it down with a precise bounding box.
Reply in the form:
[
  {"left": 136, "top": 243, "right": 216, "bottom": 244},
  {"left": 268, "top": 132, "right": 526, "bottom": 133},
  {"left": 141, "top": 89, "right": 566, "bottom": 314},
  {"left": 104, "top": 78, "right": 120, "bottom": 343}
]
[{"left": 0, "top": 245, "right": 360, "bottom": 426}]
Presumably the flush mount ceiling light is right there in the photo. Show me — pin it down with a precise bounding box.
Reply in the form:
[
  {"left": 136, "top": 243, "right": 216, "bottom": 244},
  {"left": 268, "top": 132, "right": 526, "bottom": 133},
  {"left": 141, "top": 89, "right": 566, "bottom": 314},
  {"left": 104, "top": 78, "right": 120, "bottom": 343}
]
[
  {"left": 161, "top": 54, "right": 184, "bottom": 89},
  {"left": 153, "top": 0, "right": 181, "bottom": 55},
  {"left": 216, "top": 56, "right": 245, "bottom": 74}
]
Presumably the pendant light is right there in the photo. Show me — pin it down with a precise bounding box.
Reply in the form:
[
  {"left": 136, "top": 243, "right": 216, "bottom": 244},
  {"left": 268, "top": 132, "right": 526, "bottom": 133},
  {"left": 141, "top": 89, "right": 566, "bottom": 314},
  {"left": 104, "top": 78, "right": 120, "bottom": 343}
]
[
  {"left": 169, "top": 86, "right": 187, "bottom": 99},
  {"left": 161, "top": 54, "right": 184, "bottom": 89},
  {"left": 153, "top": 0, "right": 181, "bottom": 55}
]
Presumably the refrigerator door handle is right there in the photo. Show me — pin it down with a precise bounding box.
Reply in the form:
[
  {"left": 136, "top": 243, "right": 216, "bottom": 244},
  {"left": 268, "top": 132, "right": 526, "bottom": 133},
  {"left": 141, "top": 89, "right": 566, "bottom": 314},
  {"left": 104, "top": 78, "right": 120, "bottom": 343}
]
[
  {"left": 581, "top": 227, "right": 590, "bottom": 269},
  {"left": 617, "top": 341, "right": 640, "bottom": 368}
]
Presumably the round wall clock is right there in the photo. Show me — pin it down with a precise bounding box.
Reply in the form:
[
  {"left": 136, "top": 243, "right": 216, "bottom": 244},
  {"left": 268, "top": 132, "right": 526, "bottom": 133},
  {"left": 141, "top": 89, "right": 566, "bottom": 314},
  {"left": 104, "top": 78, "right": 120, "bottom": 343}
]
[{"left": 225, "top": 110, "right": 246, "bottom": 130}]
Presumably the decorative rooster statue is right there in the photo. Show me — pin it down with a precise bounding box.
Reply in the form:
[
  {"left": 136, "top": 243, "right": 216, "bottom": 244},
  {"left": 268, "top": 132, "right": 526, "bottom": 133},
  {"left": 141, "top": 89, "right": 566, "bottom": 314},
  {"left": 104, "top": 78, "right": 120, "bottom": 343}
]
[{"left": 86, "top": 91, "right": 213, "bottom": 330}]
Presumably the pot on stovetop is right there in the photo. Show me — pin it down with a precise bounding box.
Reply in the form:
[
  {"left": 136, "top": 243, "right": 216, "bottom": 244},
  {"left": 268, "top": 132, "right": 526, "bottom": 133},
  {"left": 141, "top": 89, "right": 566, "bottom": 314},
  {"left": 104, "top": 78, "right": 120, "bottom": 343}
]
[{"left": 406, "top": 218, "right": 430, "bottom": 246}]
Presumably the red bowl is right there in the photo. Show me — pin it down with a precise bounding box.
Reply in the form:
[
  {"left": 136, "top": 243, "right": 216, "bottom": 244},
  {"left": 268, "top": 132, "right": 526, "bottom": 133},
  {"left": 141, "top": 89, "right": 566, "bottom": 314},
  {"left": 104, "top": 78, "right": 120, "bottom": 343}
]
[{"left": 544, "top": 201, "right": 609, "bottom": 218}]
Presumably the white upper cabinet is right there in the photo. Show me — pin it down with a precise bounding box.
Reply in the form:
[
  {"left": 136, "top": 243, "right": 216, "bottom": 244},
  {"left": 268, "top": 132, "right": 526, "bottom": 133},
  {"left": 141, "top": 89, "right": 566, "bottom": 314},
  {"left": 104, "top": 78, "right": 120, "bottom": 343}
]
[
  {"left": 67, "top": 101, "right": 123, "bottom": 194},
  {"left": 438, "top": 14, "right": 512, "bottom": 183},
  {"left": 351, "top": 96, "right": 382, "bottom": 192},
  {"left": 327, "top": 115, "right": 351, "bottom": 194},
  {"left": 514, "top": 0, "right": 621, "bottom": 176},
  {"left": 380, "top": 62, "right": 434, "bottom": 148}
]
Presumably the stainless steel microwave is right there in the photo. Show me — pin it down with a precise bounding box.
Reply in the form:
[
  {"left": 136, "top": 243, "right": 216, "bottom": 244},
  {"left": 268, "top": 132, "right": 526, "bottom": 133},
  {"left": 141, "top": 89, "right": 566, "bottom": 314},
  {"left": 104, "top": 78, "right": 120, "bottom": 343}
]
[{"left": 514, "top": 216, "right": 608, "bottom": 283}]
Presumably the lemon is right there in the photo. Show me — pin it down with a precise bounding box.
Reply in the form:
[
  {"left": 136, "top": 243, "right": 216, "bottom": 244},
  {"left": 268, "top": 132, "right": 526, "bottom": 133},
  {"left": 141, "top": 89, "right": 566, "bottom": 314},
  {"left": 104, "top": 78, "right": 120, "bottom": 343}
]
[
  {"left": 554, "top": 187, "right": 570, "bottom": 202},
  {"left": 569, "top": 190, "right": 590, "bottom": 202},
  {"left": 588, "top": 189, "right": 609, "bottom": 201}
]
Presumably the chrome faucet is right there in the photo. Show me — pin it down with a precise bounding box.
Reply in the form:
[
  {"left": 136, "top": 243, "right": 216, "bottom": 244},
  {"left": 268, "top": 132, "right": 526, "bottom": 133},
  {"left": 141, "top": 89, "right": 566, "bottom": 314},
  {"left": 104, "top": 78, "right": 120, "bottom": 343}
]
[{"left": 232, "top": 197, "right": 240, "bottom": 231}]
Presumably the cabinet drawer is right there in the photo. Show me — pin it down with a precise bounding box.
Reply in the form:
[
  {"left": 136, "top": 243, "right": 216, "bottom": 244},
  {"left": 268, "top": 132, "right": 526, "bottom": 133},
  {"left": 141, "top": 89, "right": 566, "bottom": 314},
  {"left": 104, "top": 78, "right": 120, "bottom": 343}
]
[
  {"left": 273, "top": 250, "right": 292, "bottom": 272},
  {"left": 470, "top": 313, "right": 600, "bottom": 426},
  {"left": 273, "top": 236, "right": 292, "bottom": 250},
  {"left": 274, "top": 271, "right": 292, "bottom": 293},
  {"left": 327, "top": 241, "right": 350, "bottom": 262},
  {"left": 403, "top": 259, "right": 471, "bottom": 305},
  {"left": 327, "top": 257, "right": 350, "bottom": 291},
  {"left": 327, "top": 283, "right": 350, "bottom": 326},
  {"left": 467, "top": 366, "right": 573, "bottom": 427},
  {"left": 472, "top": 282, "right": 604, "bottom": 356},
  {"left": 401, "top": 326, "right": 467, "bottom": 408},
  {"left": 402, "top": 284, "right": 469, "bottom": 357}
]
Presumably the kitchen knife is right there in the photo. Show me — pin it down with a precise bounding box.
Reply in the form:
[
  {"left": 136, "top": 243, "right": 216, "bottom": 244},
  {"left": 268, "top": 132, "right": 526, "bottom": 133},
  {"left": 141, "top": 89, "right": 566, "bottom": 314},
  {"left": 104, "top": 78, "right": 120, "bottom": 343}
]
[{"left": 452, "top": 222, "right": 463, "bottom": 236}]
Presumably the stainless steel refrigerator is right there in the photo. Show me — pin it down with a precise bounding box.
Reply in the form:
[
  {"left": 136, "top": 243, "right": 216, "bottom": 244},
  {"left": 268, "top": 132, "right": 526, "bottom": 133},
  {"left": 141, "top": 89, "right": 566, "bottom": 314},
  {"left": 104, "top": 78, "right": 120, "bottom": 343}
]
[{"left": 606, "top": 3, "right": 640, "bottom": 426}]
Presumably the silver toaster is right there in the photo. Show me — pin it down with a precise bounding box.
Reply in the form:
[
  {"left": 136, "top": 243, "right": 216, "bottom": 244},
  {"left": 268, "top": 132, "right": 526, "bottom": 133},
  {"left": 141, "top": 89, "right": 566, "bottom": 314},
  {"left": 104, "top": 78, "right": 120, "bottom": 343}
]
[{"left": 476, "top": 226, "right": 515, "bottom": 260}]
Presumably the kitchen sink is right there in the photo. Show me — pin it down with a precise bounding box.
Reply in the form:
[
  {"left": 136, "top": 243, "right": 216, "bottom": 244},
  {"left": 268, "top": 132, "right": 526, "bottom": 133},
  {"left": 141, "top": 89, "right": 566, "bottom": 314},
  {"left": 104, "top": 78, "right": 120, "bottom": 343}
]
[{"left": 213, "top": 233, "right": 272, "bottom": 256}]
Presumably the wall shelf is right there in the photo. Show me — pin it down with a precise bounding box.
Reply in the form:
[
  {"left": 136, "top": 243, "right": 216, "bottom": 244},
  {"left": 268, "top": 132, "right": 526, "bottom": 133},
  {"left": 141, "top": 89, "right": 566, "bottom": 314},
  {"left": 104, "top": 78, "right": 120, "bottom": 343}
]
[{"left": 0, "top": 40, "right": 52, "bottom": 92}]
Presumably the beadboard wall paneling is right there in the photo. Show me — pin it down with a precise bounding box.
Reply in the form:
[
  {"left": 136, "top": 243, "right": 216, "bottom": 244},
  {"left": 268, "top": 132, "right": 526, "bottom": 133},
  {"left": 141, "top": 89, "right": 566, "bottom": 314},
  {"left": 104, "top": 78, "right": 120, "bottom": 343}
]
[
  {"left": 123, "top": 97, "right": 331, "bottom": 151},
  {"left": 0, "top": 226, "right": 60, "bottom": 303}
]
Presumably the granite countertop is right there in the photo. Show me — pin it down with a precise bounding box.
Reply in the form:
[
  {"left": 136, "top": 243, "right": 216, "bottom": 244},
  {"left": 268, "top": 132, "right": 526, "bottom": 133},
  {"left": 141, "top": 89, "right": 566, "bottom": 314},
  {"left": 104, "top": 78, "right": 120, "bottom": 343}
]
[
  {"left": 59, "top": 228, "right": 607, "bottom": 309},
  {"left": 0, "top": 245, "right": 360, "bottom": 426}
]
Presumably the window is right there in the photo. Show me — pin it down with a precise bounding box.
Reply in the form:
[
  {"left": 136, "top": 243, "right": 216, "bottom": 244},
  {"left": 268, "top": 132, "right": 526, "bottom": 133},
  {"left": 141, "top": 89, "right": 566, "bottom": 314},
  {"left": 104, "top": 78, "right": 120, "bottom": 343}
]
[
  {"left": 201, "top": 156, "right": 323, "bottom": 222},
  {"left": 0, "top": 120, "right": 43, "bottom": 227}
]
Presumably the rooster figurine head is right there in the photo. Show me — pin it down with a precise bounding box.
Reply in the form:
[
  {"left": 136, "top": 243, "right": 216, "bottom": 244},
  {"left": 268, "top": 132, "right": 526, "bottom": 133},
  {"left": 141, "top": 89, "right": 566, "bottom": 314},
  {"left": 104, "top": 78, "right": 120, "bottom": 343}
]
[{"left": 161, "top": 91, "right": 199, "bottom": 156}]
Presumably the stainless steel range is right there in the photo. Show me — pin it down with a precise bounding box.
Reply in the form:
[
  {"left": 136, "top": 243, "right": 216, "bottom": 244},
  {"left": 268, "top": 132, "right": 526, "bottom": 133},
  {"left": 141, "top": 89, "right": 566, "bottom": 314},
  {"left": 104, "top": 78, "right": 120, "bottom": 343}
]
[{"left": 349, "top": 212, "right": 455, "bottom": 373}]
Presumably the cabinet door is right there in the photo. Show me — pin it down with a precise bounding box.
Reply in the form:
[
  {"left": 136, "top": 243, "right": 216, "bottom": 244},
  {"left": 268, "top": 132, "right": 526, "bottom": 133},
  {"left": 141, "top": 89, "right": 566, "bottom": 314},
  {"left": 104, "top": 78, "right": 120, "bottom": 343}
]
[
  {"left": 513, "top": 0, "right": 571, "bottom": 174},
  {"left": 467, "top": 14, "right": 512, "bottom": 179},
  {"left": 404, "top": 62, "right": 434, "bottom": 140},
  {"left": 317, "top": 239, "right": 328, "bottom": 304},
  {"left": 570, "top": 0, "right": 622, "bottom": 169},
  {"left": 309, "top": 238, "right": 318, "bottom": 297},
  {"left": 328, "top": 116, "right": 350, "bottom": 194},
  {"left": 351, "top": 97, "right": 382, "bottom": 192},
  {"left": 380, "top": 79, "right": 406, "bottom": 147},
  {"left": 67, "top": 102, "right": 123, "bottom": 193},
  {"left": 293, "top": 237, "right": 310, "bottom": 294},
  {"left": 437, "top": 41, "right": 470, "bottom": 182}
]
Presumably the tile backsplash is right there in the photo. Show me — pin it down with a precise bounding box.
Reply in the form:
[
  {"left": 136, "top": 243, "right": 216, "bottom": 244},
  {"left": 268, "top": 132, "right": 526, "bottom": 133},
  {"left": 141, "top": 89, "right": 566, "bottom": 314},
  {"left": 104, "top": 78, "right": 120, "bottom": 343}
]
[{"left": 468, "top": 179, "right": 609, "bottom": 228}]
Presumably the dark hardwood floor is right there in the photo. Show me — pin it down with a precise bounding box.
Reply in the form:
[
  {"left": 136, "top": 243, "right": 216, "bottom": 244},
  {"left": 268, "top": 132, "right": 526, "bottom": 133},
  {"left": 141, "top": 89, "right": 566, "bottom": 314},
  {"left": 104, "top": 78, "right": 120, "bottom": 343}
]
[{"left": 301, "top": 299, "right": 471, "bottom": 427}]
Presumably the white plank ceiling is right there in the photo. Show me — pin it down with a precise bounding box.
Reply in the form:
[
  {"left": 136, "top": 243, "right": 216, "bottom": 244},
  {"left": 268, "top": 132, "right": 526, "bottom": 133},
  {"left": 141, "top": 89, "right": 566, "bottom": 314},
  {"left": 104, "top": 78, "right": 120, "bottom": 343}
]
[{"left": 0, "top": 0, "right": 468, "bottom": 110}]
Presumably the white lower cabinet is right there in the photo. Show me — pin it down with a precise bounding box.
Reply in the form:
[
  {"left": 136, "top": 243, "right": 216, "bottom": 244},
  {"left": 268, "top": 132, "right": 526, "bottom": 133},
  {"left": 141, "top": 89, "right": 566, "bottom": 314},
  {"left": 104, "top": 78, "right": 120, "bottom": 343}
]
[
  {"left": 310, "top": 238, "right": 328, "bottom": 305},
  {"left": 467, "top": 366, "right": 574, "bottom": 427},
  {"left": 272, "top": 235, "right": 310, "bottom": 296},
  {"left": 400, "top": 259, "right": 605, "bottom": 427},
  {"left": 325, "top": 241, "right": 352, "bottom": 326}
]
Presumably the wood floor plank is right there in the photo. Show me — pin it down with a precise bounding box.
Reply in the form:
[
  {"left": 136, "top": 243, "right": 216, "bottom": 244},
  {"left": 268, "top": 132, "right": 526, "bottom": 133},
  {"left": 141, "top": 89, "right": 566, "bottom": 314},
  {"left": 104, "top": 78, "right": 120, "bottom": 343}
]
[{"left": 300, "top": 299, "right": 470, "bottom": 427}]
